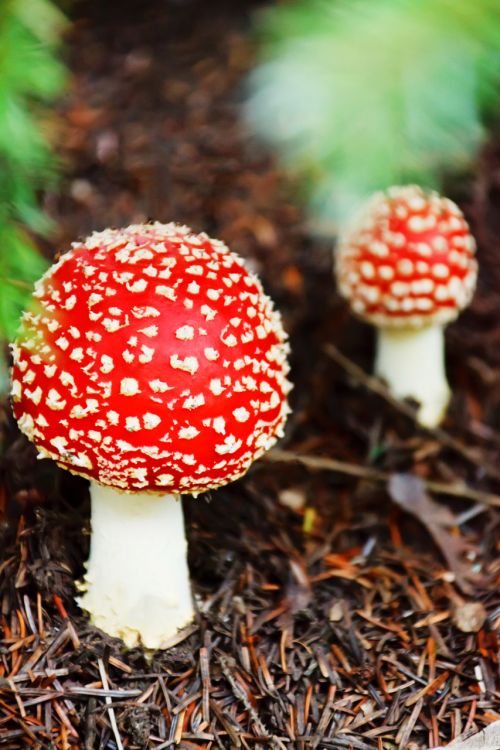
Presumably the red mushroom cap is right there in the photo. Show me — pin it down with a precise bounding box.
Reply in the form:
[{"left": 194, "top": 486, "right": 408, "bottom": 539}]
[
  {"left": 336, "top": 186, "right": 478, "bottom": 328},
  {"left": 11, "top": 223, "right": 291, "bottom": 494}
]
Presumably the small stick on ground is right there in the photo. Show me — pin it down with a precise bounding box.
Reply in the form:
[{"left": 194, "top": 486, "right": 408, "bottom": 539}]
[
  {"left": 324, "top": 343, "right": 500, "bottom": 482},
  {"left": 264, "top": 449, "right": 500, "bottom": 508},
  {"left": 97, "top": 657, "right": 124, "bottom": 750},
  {"left": 200, "top": 644, "right": 210, "bottom": 726}
]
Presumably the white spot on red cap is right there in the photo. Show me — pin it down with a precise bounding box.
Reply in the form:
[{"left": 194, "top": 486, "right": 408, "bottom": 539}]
[
  {"left": 209, "top": 379, "right": 224, "bottom": 396},
  {"left": 204, "top": 347, "right": 219, "bottom": 361},
  {"left": 100, "top": 355, "right": 114, "bottom": 373},
  {"left": 56, "top": 336, "right": 69, "bottom": 351},
  {"left": 360, "top": 261, "right": 375, "bottom": 279},
  {"left": 143, "top": 413, "right": 161, "bottom": 430},
  {"left": 46, "top": 319, "right": 60, "bottom": 332},
  {"left": 178, "top": 426, "right": 200, "bottom": 440},
  {"left": 131, "top": 306, "right": 160, "bottom": 318},
  {"left": 175, "top": 325, "right": 195, "bottom": 340},
  {"left": 398, "top": 259, "right": 414, "bottom": 275},
  {"left": 182, "top": 393, "right": 205, "bottom": 409},
  {"left": 415, "top": 298, "right": 433, "bottom": 311},
  {"left": 50, "top": 435, "right": 67, "bottom": 452},
  {"left": 379, "top": 265, "right": 394, "bottom": 281},
  {"left": 201, "top": 304, "right": 217, "bottom": 321},
  {"left": 215, "top": 435, "right": 242, "bottom": 455},
  {"left": 155, "top": 285, "right": 176, "bottom": 300},
  {"left": 149, "top": 379, "right": 170, "bottom": 393},
  {"left": 102, "top": 318, "right": 121, "bottom": 333},
  {"left": 233, "top": 407, "right": 250, "bottom": 422},
  {"left": 221, "top": 331, "right": 238, "bottom": 347},
  {"left": 186, "top": 265, "right": 203, "bottom": 275},
  {"left": 432, "top": 263, "right": 449, "bottom": 279},
  {"left": 139, "top": 345, "right": 155, "bottom": 363},
  {"left": 187, "top": 281, "right": 200, "bottom": 294},
  {"left": 11, "top": 379, "right": 21, "bottom": 400},
  {"left": 212, "top": 417, "right": 226, "bottom": 434},
  {"left": 46, "top": 389, "right": 66, "bottom": 410},
  {"left": 170, "top": 354, "right": 199, "bottom": 375},
  {"left": 120, "top": 378, "right": 140, "bottom": 396},
  {"left": 412, "top": 279, "right": 435, "bottom": 294},
  {"left": 125, "top": 417, "right": 141, "bottom": 431},
  {"left": 407, "top": 216, "right": 427, "bottom": 233},
  {"left": 138, "top": 325, "right": 158, "bottom": 338},
  {"left": 88, "top": 293, "right": 103, "bottom": 307},
  {"left": 126, "top": 279, "right": 148, "bottom": 293},
  {"left": 26, "top": 386, "right": 42, "bottom": 405},
  {"left": 157, "top": 473, "right": 175, "bottom": 485}
]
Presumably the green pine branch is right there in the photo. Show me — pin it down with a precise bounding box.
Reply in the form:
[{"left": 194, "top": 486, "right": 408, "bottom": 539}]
[
  {"left": 246, "top": 0, "right": 500, "bottom": 223},
  {"left": 0, "top": 0, "right": 67, "bottom": 359}
]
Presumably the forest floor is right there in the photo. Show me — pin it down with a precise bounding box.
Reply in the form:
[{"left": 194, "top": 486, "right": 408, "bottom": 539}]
[{"left": 0, "top": 0, "right": 499, "bottom": 747}]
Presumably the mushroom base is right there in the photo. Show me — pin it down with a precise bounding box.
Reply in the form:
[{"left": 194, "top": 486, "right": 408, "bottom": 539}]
[
  {"left": 78, "top": 484, "right": 194, "bottom": 649},
  {"left": 374, "top": 324, "right": 450, "bottom": 428}
]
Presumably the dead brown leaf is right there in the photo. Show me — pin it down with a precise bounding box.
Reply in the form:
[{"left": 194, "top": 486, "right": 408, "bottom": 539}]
[{"left": 388, "top": 474, "right": 483, "bottom": 595}]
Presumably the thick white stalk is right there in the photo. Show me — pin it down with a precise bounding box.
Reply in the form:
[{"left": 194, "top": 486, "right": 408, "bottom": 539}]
[
  {"left": 78, "top": 484, "right": 194, "bottom": 649},
  {"left": 374, "top": 324, "right": 450, "bottom": 428}
]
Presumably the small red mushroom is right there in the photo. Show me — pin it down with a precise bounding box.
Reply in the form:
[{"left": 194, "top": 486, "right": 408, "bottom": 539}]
[
  {"left": 11, "top": 223, "right": 291, "bottom": 648},
  {"left": 335, "top": 185, "right": 477, "bottom": 427}
]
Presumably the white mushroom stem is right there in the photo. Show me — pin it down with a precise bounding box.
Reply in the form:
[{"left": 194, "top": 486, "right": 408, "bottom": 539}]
[
  {"left": 374, "top": 324, "right": 450, "bottom": 428},
  {"left": 78, "top": 484, "right": 194, "bottom": 649}
]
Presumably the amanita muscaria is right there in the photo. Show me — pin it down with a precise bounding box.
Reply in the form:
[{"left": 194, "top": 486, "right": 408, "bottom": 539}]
[
  {"left": 11, "top": 223, "right": 291, "bottom": 648},
  {"left": 335, "top": 186, "right": 477, "bottom": 427}
]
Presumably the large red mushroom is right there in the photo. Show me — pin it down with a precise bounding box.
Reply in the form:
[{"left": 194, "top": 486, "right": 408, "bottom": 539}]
[
  {"left": 11, "top": 223, "right": 291, "bottom": 648},
  {"left": 336, "top": 186, "right": 477, "bottom": 427}
]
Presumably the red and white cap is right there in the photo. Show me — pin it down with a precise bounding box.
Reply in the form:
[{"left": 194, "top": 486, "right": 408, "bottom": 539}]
[
  {"left": 336, "top": 185, "right": 478, "bottom": 328},
  {"left": 11, "top": 223, "right": 291, "bottom": 494}
]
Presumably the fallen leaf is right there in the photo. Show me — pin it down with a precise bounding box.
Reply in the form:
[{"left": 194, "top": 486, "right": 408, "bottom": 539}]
[{"left": 388, "top": 474, "right": 483, "bottom": 595}]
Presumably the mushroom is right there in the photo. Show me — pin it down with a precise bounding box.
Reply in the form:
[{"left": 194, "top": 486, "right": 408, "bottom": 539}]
[
  {"left": 335, "top": 185, "right": 477, "bottom": 427},
  {"left": 11, "top": 223, "right": 291, "bottom": 649}
]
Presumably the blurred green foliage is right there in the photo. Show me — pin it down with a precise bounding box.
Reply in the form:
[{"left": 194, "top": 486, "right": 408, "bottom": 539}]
[
  {"left": 0, "top": 0, "right": 66, "bottom": 362},
  {"left": 246, "top": 0, "right": 500, "bottom": 223}
]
